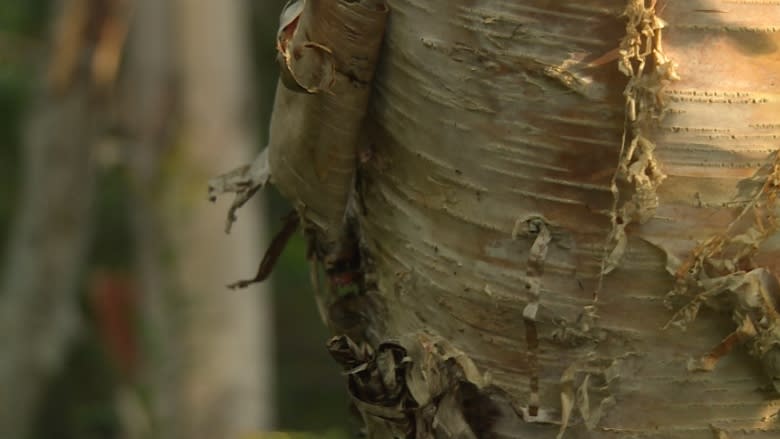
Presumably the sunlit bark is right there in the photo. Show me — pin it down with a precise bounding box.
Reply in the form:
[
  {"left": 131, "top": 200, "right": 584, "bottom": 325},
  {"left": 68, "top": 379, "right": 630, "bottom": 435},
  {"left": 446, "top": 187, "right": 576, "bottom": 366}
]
[
  {"left": 247, "top": 1, "right": 780, "bottom": 438},
  {"left": 350, "top": 1, "right": 780, "bottom": 438}
]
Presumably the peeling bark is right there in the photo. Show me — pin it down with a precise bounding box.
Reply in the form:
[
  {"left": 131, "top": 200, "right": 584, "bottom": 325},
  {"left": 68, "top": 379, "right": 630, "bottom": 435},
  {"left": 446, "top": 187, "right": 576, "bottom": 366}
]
[
  {"left": 327, "top": 333, "right": 495, "bottom": 438},
  {"left": 218, "top": 0, "right": 780, "bottom": 438},
  {"left": 210, "top": 0, "right": 389, "bottom": 288},
  {"left": 266, "top": 0, "right": 388, "bottom": 261},
  {"left": 353, "top": 1, "right": 780, "bottom": 437},
  {"left": 597, "top": 0, "right": 678, "bottom": 282}
]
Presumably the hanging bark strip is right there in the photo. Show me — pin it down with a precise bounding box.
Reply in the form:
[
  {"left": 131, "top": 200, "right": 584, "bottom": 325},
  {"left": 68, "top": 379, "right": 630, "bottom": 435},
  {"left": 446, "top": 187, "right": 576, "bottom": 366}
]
[
  {"left": 514, "top": 217, "right": 551, "bottom": 419},
  {"left": 267, "top": 0, "right": 389, "bottom": 261},
  {"left": 209, "top": 0, "right": 388, "bottom": 285},
  {"left": 596, "top": 0, "right": 679, "bottom": 296},
  {"left": 226, "top": 211, "right": 300, "bottom": 289}
]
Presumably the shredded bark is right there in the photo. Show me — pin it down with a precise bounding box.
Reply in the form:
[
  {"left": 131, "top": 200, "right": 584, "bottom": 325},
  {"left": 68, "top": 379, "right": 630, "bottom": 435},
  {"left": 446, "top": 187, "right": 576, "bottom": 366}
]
[
  {"left": 328, "top": 333, "right": 500, "bottom": 438},
  {"left": 517, "top": 217, "right": 551, "bottom": 418},
  {"left": 665, "top": 153, "right": 780, "bottom": 388},
  {"left": 267, "top": 0, "right": 388, "bottom": 259},
  {"left": 208, "top": 148, "right": 271, "bottom": 233},
  {"left": 597, "top": 0, "right": 679, "bottom": 293}
]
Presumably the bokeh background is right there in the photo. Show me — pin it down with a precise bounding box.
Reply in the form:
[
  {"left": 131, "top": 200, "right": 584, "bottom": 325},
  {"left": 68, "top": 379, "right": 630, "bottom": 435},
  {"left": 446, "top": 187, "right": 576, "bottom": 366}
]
[{"left": 0, "top": 0, "right": 350, "bottom": 437}]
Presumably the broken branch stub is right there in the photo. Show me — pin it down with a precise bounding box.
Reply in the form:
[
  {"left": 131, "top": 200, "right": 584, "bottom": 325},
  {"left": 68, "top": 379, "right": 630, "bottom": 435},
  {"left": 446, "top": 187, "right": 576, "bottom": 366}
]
[{"left": 268, "top": 0, "right": 388, "bottom": 261}]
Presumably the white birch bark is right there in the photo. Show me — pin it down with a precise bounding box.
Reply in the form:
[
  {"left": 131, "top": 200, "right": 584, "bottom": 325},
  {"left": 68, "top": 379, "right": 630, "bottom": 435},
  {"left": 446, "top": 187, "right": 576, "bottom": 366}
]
[
  {"left": 349, "top": 1, "right": 780, "bottom": 438},
  {"left": 248, "top": 1, "right": 780, "bottom": 438},
  {"left": 169, "top": 0, "right": 275, "bottom": 436}
]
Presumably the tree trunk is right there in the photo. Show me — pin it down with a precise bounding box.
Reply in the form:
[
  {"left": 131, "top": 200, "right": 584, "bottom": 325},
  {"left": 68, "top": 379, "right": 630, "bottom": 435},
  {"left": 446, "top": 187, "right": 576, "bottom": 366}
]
[
  {"left": 0, "top": 1, "right": 102, "bottom": 436},
  {"left": 169, "top": 0, "right": 275, "bottom": 436},
  {"left": 351, "top": 1, "right": 780, "bottom": 438},
  {"left": 121, "top": 0, "right": 274, "bottom": 437},
  {"left": 121, "top": 0, "right": 176, "bottom": 436},
  {"left": 234, "top": 0, "right": 780, "bottom": 438}
]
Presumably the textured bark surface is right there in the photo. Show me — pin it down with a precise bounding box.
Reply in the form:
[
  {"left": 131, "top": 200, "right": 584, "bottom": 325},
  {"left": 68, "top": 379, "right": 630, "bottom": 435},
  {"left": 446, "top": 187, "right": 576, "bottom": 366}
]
[
  {"left": 348, "top": 1, "right": 780, "bottom": 438},
  {"left": 242, "top": 0, "right": 779, "bottom": 438},
  {"left": 268, "top": 0, "right": 388, "bottom": 256}
]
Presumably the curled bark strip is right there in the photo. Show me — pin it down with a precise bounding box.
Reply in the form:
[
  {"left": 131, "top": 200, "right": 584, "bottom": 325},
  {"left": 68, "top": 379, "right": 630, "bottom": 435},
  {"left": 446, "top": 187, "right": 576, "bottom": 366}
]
[
  {"left": 278, "top": 28, "right": 337, "bottom": 94},
  {"left": 226, "top": 211, "right": 300, "bottom": 289},
  {"left": 664, "top": 155, "right": 780, "bottom": 387},
  {"left": 554, "top": 358, "right": 621, "bottom": 439},
  {"left": 276, "top": 0, "right": 304, "bottom": 56},
  {"left": 557, "top": 365, "right": 576, "bottom": 439},
  {"left": 327, "top": 333, "right": 496, "bottom": 438},
  {"left": 208, "top": 148, "right": 271, "bottom": 233},
  {"left": 276, "top": 1, "right": 337, "bottom": 94},
  {"left": 519, "top": 217, "right": 551, "bottom": 419},
  {"left": 687, "top": 316, "right": 755, "bottom": 372},
  {"left": 596, "top": 0, "right": 678, "bottom": 292},
  {"left": 267, "top": 0, "right": 388, "bottom": 257},
  {"left": 667, "top": 266, "right": 780, "bottom": 390},
  {"left": 286, "top": 41, "right": 336, "bottom": 94}
]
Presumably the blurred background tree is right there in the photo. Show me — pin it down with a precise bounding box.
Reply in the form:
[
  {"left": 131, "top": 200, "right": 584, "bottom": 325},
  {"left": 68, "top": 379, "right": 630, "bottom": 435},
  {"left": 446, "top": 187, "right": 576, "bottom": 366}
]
[{"left": 0, "top": 0, "right": 349, "bottom": 437}]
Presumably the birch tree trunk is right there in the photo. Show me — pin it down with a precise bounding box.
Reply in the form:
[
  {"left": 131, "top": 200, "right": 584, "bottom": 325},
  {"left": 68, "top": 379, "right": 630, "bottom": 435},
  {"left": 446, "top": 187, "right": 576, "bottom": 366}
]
[
  {"left": 226, "top": 0, "right": 780, "bottom": 438},
  {"left": 0, "top": 1, "right": 100, "bottom": 436},
  {"left": 122, "top": 0, "right": 274, "bottom": 437},
  {"left": 121, "top": 0, "right": 176, "bottom": 436},
  {"left": 348, "top": 2, "right": 780, "bottom": 438},
  {"left": 169, "top": 0, "right": 274, "bottom": 437}
]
